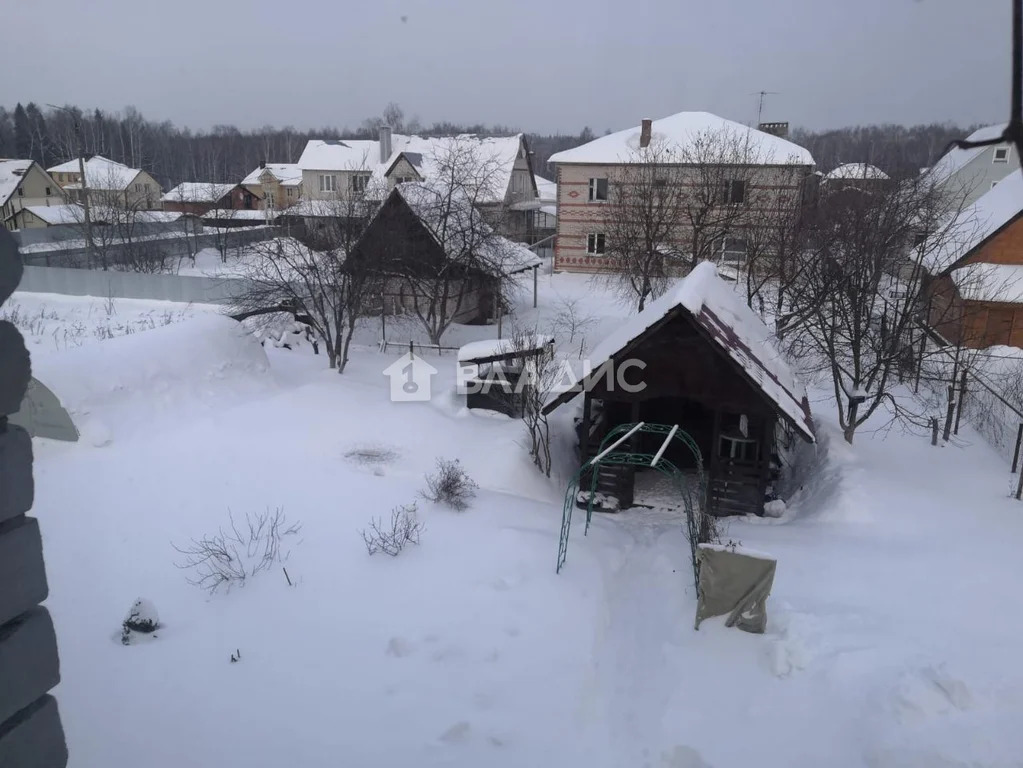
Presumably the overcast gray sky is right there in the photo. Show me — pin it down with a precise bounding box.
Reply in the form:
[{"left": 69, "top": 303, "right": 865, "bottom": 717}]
[{"left": 4, "top": 0, "right": 1012, "bottom": 134}]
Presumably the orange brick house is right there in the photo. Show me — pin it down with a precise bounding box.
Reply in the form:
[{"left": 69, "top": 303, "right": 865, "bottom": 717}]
[{"left": 923, "top": 170, "right": 1023, "bottom": 349}]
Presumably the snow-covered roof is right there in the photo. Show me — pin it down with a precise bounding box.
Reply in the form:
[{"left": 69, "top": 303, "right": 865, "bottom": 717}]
[
  {"left": 392, "top": 182, "right": 541, "bottom": 276},
  {"left": 17, "top": 204, "right": 86, "bottom": 225},
  {"left": 135, "top": 210, "right": 186, "bottom": 223},
  {"left": 926, "top": 124, "right": 1009, "bottom": 186},
  {"left": 162, "top": 183, "right": 235, "bottom": 203},
  {"left": 534, "top": 174, "right": 557, "bottom": 203},
  {"left": 824, "top": 163, "right": 890, "bottom": 181},
  {"left": 298, "top": 138, "right": 405, "bottom": 172},
  {"left": 547, "top": 112, "right": 814, "bottom": 167},
  {"left": 241, "top": 163, "right": 303, "bottom": 187},
  {"left": 47, "top": 155, "right": 142, "bottom": 190},
  {"left": 0, "top": 159, "right": 34, "bottom": 205},
  {"left": 283, "top": 199, "right": 373, "bottom": 218},
  {"left": 950, "top": 263, "right": 1023, "bottom": 304},
  {"left": 161, "top": 182, "right": 236, "bottom": 203},
  {"left": 543, "top": 261, "right": 814, "bottom": 440},
  {"left": 202, "top": 209, "right": 278, "bottom": 221},
  {"left": 920, "top": 169, "right": 1023, "bottom": 274},
  {"left": 372, "top": 135, "right": 526, "bottom": 205},
  {"left": 458, "top": 335, "right": 554, "bottom": 363}
]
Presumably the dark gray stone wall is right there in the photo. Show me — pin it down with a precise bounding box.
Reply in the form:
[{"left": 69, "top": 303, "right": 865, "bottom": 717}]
[{"left": 0, "top": 227, "right": 67, "bottom": 765}]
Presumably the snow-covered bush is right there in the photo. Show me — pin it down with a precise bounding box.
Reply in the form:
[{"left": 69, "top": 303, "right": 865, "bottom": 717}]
[
  {"left": 172, "top": 507, "right": 301, "bottom": 594},
  {"left": 421, "top": 458, "right": 478, "bottom": 511},
  {"left": 121, "top": 598, "right": 160, "bottom": 645},
  {"left": 360, "top": 503, "right": 424, "bottom": 556}
]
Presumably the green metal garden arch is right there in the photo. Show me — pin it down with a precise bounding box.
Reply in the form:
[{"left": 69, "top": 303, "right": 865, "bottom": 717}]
[{"left": 556, "top": 422, "right": 707, "bottom": 589}]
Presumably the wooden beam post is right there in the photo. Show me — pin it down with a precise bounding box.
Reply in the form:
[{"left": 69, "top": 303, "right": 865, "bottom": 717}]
[
  {"left": 953, "top": 368, "right": 967, "bottom": 435},
  {"left": 580, "top": 393, "right": 592, "bottom": 466},
  {"left": 1012, "top": 423, "right": 1023, "bottom": 473},
  {"left": 931, "top": 417, "right": 939, "bottom": 446},
  {"left": 533, "top": 264, "right": 538, "bottom": 309}
]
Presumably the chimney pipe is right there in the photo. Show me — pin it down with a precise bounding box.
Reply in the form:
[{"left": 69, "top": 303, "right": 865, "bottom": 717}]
[
  {"left": 379, "top": 125, "right": 392, "bottom": 164},
  {"left": 259, "top": 160, "right": 266, "bottom": 169},
  {"left": 640, "top": 118, "right": 652, "bottom": 149}
]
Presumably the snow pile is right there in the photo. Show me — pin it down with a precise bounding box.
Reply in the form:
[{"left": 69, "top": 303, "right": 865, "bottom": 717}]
[
  {"left": 457, "top": 335, "right": 552, "bottom": 363},
  {"left": 950, "top": 261, "right": 1023, "bottom": 304},
  {"left": 31, "top": 314, "right": 274, "bottom": 442}
]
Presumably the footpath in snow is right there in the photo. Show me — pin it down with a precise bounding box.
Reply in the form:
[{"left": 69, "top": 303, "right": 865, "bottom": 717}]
[{"left": 15, "top": 268, "right": 1023, "bottom": 767}]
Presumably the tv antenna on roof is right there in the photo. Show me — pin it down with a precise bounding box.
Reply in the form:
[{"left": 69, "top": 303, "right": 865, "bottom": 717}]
[{"left": 751, "top": 90, "right": 779, "bottom": 125}]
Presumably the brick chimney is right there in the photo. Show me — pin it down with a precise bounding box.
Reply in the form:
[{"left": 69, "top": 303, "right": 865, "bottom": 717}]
[
  {"left": 639, "top": 118, "right": 652, "bottom": 148},
  {"left": 379, "top": 125, "right": 392, "bottom": 164}
]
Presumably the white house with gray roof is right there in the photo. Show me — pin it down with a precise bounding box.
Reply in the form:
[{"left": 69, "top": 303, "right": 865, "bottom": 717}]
[
  {"left": 296, "top": 127, "right": 540, "bottom": 241},
  {"left": 925, "top": 124, "right": 1020, "bottom": 205}
]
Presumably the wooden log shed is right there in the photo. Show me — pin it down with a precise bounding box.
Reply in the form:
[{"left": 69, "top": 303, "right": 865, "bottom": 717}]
[{"left": 543, "top": 262, "right": 815, "bottom": 516}]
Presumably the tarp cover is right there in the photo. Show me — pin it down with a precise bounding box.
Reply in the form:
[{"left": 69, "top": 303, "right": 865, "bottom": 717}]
[
  {"left": 695, "top": 543, "right": 776, "bottom": 634},
  {"left": 10, "top": 378, "right": 79, "bottom": 442}
]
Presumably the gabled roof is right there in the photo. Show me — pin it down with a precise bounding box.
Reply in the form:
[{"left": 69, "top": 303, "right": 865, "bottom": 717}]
[
  {"left": 161, "top": 182, "right": 236, "bottom": 203},
  {"left": 376, "top": 182, "right": 540, "bottom": 276},
  {"left": 0, "top": 159, "right": 34, "bottom": 206},
  {"left": 926, "top": 124, "right": 1009, "bottom": 185},
  {"left": 920, "top": 169, "right": 1023, "bottom": 274},
  {"left": 47, "top": 155, "right": 143, "bottom": 191},
  {"left": 534, "top": 174, "right": 557, "bottom": 203},
  {"left": 8, "top": 204, "right": 90, "bottom": 225},
  {"left": 542, "top": 262, "right": 814, "bottom": 440},
  {"left": 241, "top": 163, "right": 303, "bottom": 187},
  {"left": 824, "top": 163, "right": 889, "bottom": 181},
  {"left": 547, "top": 111, "right": 814, "bottom": 166},
  {"left": 298, "top": 138, "right": 405, "bottom": 172}
]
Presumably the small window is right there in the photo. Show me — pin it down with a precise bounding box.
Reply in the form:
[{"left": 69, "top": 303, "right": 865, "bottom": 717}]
[
  {"left": 287, "top": 187, "right": 295, "bottom": 197},
  {"left": 351, "top": 173, "right": 371, "bottom": 193},
  {"left": 721, "top": 180, "right": 746, "bottom": 205},
  {"left": 586, "top": 233, "right": 606, "bottom": 255},
  {"left": 994, "top": 147, "right": 1010, "bottom": 163},
  {"left": 588, "top": 177, "right": 608, "bottom": 202},
  {"left": 45, "top": 186, "right": 51, "bottom": 195},
  {"left": 319, "top": 174, "right": 337, "bottom": 193},
  {"left": 17, "top": 188, "right": 23, "bottom": 197}
]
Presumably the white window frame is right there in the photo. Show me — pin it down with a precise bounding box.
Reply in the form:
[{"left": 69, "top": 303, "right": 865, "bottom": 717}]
[
  {"left": 318, "top": 174, "right": 337, "bottom": 193},
  {"left": 993, "top": 146, "right": 1011, "bottom": 164},
  {"left": 586, "top": 232, "right": 606, "bottom": 255},
  {"left": 588, "top": 177, "right": 608, "bottom": 202}
]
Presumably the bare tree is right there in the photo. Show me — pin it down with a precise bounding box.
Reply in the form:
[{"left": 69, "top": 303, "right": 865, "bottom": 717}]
[
  {"left": 598, "top": 142, "right": 691, "bottom": 310},
  {"left": 233, "top": 207, "right": 376, "bottom": 372},
  {"left": 375, "top": 139, "right": 520, "bottom": 345},
  {"left": 788, "top": 177, "right": 977, "bottom": 443},
  {"left": 511, "top": 328, "right": 557, "bottom": 477}
]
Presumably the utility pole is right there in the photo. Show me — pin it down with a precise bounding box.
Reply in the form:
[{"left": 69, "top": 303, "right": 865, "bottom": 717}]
[{"left": 48, "top": 105, "right": 96, "bottom": 267}]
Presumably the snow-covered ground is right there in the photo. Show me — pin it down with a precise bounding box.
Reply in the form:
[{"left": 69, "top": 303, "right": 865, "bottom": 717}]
[{"left": 23, "top": 268, "right": 1023, "bottom": 767}]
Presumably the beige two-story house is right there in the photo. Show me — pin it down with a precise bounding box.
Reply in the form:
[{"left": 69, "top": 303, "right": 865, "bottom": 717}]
[
  {"left": 1, "top": 159, "right": 65, "bottom": 230},
  {"left": 48, "top": 155, "right": 162, "bottom": 210},
  {"left": 547, "top": 111, "right": 816, "bottom": 274},
  {"left": 241, "top": 163, "right": 303, "bottom": 210}
]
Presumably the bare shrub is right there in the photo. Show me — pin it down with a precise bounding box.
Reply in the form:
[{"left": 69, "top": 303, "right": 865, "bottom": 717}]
[
  {"left": 344, "top": 446, "right": 400, "bottom": 466},
  {"left": 360, "top": 503, "right": 424, "bottom": 556},
  {"left": 421, "top": 457, "right": 478, "bottom": 511},
  {"left": 173, "top": 507, "right": 301, "bottom": 593}
]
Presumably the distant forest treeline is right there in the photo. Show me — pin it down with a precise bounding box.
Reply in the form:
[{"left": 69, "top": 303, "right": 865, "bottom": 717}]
[{"left": 0, "top": 101, "right": 983, "bottom": 187}]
